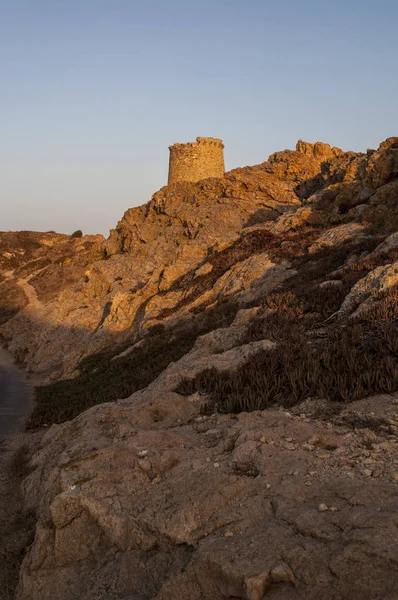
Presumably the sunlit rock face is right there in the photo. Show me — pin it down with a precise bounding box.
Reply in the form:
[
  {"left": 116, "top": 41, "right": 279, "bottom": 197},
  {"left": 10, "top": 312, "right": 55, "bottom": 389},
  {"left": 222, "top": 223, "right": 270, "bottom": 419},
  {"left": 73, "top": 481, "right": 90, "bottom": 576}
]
[
  {"left": 1, "top": 137, "right": 398, "bottom": 599},
  {"left": 3, "top": 137, "right": 397, "bottom": 382}
]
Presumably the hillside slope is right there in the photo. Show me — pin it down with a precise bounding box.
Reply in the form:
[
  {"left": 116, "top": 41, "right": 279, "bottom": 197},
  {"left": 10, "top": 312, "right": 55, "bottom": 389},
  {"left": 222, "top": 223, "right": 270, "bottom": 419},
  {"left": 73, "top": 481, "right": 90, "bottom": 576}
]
[
  {"left": 1, "top": 137, "right": 398, "bottom": 600},
  {"left": 2, "top": 137, "right": 395, "bottom": 383}
]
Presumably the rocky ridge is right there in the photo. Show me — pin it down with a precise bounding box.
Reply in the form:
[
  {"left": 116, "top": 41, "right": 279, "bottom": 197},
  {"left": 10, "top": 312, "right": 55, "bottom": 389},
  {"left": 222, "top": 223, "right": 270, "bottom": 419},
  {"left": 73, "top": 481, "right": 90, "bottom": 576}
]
[
  {"left": 0, "top": 138, "right": 379, "bottom": 380},
  {"left": 0, "top": 137, "right": 397, "bottom": 599}
]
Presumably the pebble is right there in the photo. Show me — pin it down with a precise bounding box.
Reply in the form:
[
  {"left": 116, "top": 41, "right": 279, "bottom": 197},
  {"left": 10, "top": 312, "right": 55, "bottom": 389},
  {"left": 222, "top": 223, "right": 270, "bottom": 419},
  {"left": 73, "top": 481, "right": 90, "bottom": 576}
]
[
  {"left": 213, "top": 462, "right": 220, "bottom": 468},
  {"left": 305, "top": 481, "right": 312, "bottom": 486},
  {"left": 329, "top": 506, "right": 339, "bottom": 512},
  {"left": 260, "top": 436, "right": 266, "bottom": 444},
  {"left": 138, "top": 449, "right": 148, "bottom": 457},
  {"left": 225, "top": 530, "right": 234, "bottom": 537},
  {"left": 266, "top": 483, "right": 271, "bottom": 490},
  {"left": 308, "top": 436, "right": 320, "bottom": 445},
  {"left": 392, "top": 474, "right": 398, "bottom": 482},
  {"left": 138, "top": 459, "right": 151, "bottom": 472},
  {"left": 318, "top": 503, "right": 328, "bottom": 512},
  {"left": 270, "top": 563, "right": 295, "bottom": 584},
  {"left": 363, "top": 469, "right": 373, "bottom": 477},
  {"left": 302, "top": 443, "right": 315, "bottom": 452}
]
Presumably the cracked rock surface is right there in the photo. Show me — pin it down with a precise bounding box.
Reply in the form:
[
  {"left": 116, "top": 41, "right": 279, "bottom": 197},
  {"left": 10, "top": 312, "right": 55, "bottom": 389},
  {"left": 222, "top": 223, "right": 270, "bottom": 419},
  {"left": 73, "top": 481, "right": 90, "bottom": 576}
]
[{"left": 17, "top": 380, "right": 398, "bottom": 600}]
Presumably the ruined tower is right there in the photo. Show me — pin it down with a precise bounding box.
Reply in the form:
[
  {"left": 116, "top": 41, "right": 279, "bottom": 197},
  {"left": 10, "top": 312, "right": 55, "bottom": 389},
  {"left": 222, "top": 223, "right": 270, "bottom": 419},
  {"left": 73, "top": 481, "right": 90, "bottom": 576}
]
[{"left": 168, "top": 137, "right": 225, "bottom": 185}]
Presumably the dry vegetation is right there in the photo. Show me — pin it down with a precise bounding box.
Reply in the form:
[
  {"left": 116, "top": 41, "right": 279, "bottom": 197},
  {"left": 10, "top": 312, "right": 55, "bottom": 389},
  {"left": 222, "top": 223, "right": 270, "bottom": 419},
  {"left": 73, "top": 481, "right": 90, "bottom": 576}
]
[
  {"left": 16, "top": 143, "right": 398, "bottom": 429},
  {"left": 28, "top": 225, "right": 326, "bottom": 427},
  {"left": 157, "top": 226, "right": 322, "bottom": 319},
  {"left": 28, "top": 301, "right": 238, "bottom": 427},
  {"left": 175, "top": 227, "right": 398, "bottom": 413},
  {"left": 176, "top": 306, "right": 398, "bottom": 413},
  {"left": 29, "top": 221, "right": 398, "bottom": 427},
  {"left": 2, "top": 139, "right": 398, "bottom": 600}
]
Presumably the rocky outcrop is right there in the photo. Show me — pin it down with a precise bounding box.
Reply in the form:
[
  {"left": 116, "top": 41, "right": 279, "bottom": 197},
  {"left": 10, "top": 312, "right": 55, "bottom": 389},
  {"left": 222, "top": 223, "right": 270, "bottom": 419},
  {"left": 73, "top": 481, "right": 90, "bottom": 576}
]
[
  {"left": 0, "top": 143, "right": 374, "bottom": 370},
  {"left": 365, "top": 137, "right": 398, "bottom": 188},
  {"left": 0, "top": 142, "right": 354, "bottom": 372},
  {"left": 2, "top": 136, "right": 398, "bottom": 600},
  {"left": 1, "top": 156, "right": 304, "bottom": 378},
  {"left": 2, "top": 137, "right": 398, "bottom": 384},
  {"left": 340, "top": 261, "right": 398, "bottom": 316},
  {"left": 17, "top": 377, "right": 398, "bottom": 599},
  {"left": 0, "top": 232, "right": 106, "bottom": 377},
  {"left": 308, "top": 223, "right": 366, "bottom": 253},
  {"left": 295, "top": 139, "right": 343, "bottom": 161}
]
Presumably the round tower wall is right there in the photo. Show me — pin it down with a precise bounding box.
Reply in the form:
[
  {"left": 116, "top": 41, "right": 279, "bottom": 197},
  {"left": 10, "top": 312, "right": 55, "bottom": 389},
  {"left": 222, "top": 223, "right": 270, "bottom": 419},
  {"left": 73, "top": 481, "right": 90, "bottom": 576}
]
[{"left": 168, "top": 137, "right": 225, "bottom": 185}]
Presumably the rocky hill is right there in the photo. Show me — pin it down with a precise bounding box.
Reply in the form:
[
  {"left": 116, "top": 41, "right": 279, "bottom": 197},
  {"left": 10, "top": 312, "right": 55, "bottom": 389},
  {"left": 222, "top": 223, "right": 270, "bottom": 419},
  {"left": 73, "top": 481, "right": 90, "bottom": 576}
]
[{"left": 0, "top": 137, "right": 397, "bottom": 600}]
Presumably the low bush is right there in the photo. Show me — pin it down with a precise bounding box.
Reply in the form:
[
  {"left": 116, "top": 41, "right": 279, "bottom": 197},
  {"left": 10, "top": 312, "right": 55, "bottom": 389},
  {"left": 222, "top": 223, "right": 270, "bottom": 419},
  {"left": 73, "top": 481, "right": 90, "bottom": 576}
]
[
  {"left": 175, "top": 229, "right": 398, "bottom": 414},
  {"left": 176, "top": 317, "right": 398, "bottom": 413},
  {"left": 28, "top": 217, "right": 398, "bottom": 426},
  {"left": 157, "top": 226, "right": 321, "bottom": 320},
  {"left": 29, "top": 300, "right": 239, "bottom": 427},
  {"left": 361, "top": 288, "right": 398, "bottom": 323}
]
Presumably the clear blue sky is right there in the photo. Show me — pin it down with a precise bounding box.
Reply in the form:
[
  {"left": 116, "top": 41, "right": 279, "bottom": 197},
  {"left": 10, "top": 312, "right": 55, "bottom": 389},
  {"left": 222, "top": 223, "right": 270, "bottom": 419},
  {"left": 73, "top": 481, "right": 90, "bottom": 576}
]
[{"left": 1, "top": 0, "right": 397, "bottom": 235}]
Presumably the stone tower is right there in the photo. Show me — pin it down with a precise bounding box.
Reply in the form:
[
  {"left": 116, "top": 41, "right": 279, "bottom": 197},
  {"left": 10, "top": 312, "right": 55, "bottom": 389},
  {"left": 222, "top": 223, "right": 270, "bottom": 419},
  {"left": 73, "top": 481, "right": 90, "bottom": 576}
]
[{"left": 168, "top": 137, "right": 225, "bottom": 185}]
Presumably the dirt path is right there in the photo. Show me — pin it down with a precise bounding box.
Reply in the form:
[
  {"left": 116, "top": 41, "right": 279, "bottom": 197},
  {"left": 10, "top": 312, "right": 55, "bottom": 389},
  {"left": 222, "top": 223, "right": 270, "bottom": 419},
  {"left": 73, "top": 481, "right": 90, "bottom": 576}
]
[
  {"left": 0, "top": 349, "right": 32, "bottom": 443},
  {"left": 0, "top": 349, "right": 37, "bottom": 599},
  {"left": 15, "top": 276, "right": 42, "bottom": 311}
]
